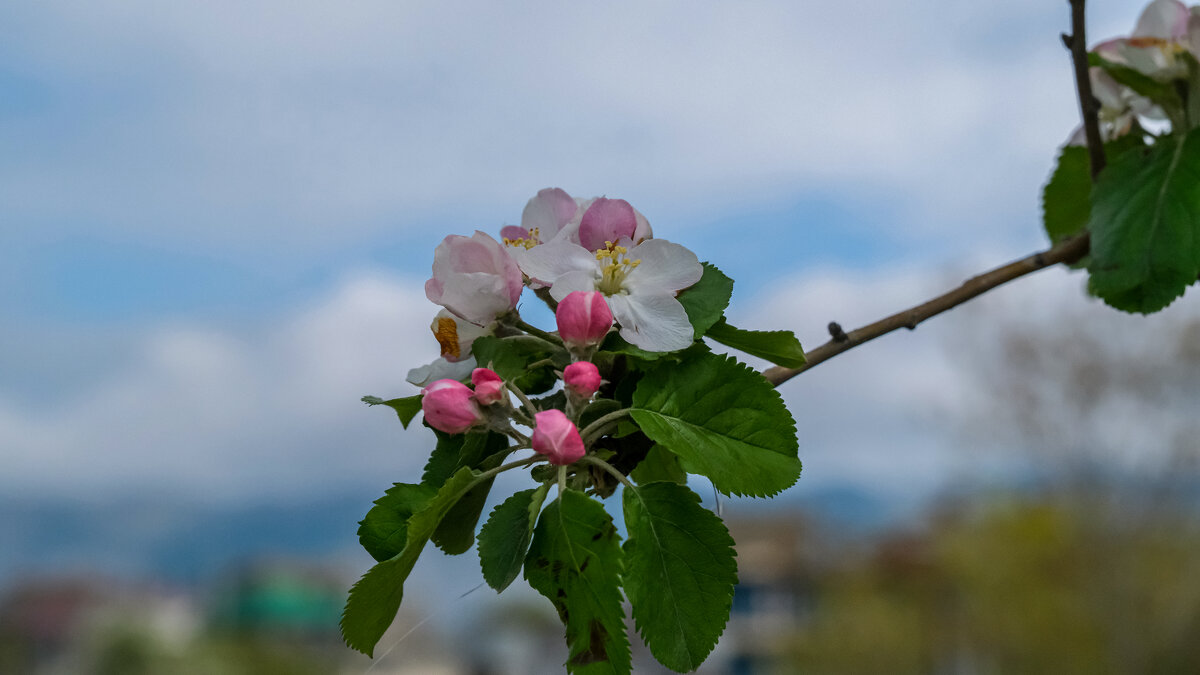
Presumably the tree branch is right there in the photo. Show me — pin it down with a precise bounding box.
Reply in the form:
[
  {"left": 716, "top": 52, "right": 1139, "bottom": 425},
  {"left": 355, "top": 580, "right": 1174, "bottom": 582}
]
[
  {"left": 765, "top": 1, "right": 1105, "bottom": 388},
  {"left": 762, "top": 234, "right": 1089, "bottom": 386}
]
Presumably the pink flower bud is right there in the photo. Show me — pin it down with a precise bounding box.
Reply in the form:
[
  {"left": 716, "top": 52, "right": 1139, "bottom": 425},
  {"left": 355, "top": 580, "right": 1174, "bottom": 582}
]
[
  {"left": 421, "top": 379, "right": 483, "bottom": 434},
  {"left": 471, "top": 368, "right": 505, "bottom": 406},
  {"left": 579, "top": 198, "right": 637, "bottom": 252},
  {"left": 563, "top": 362, "right": 602, "bottom": 399},
  {"left": 556, "top": 291, "right": 613, "bottom": 349},
  {"left": 531, "top": 409, "right": 586, "bottom": 465}
]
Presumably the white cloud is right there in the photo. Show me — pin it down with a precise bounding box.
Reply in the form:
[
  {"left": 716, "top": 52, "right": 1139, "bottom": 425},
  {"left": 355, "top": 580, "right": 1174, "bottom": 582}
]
[
  {"left": 1, "top": 0, "right": 1138, "bottom": 258},
  {"left": 0, "top": 272, "right": 443, "bottom": 502}
]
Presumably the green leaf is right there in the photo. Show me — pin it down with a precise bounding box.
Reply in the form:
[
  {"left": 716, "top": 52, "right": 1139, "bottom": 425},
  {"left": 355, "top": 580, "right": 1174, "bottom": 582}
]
[
  {"left": 425, "top": 432, "right": 514, "bottom": 555},
  {"left": 342, "top": 467, "right": 484, "bottom": 657},
  {"left": 706, "top": 317, "right": 806, "bottom": 368},
  {"left": 623, "top": 482, "right": 738, "bottom": 672},
  {"left": 1087, "top": 129, "right": 1200, "bottom": 313},
  {"left": 524, "top": 490, "right": 631, "bottom": 674},
  {"left": 1042, "top": 145, "right": 1093, "bottom": 244},
  {"left": 472, "top": 335, "right": 562, "bottom": 394},
  {"left": 478, "top": 484, "right": 550, "bottom": 592},
  {"left": 676, "top": 263, "right": 734, "bottom": 339},
  {"left": 362, "top": 395, "right": 423, "bottom": 428},
  {"left": 630, "top": 352, "right": 801, "bottom": 497},
  {"left": 421, "top": 430, "right": 509, "bottom": 488},
  {"left": 357, "top": 483, "right": 438, "bottom": 562},
  {"left": 630, "top": 445, "right": 687, "bottom": 486},
  {"left": 1041, "top": 135, "right": 1147, "bottom": 246}
]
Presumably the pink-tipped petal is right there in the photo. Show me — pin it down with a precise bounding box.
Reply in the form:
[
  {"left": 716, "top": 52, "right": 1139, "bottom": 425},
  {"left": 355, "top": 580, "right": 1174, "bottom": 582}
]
[
  {"left": 563, "top": 361, "right": 602, "bottom": 399},
  {"left": 471, "top": 368, "right": 505, "bottom": 405},
  {"left": 421, "top": 379, "right": 484, "bottom": 434},
  {"left": 531, "top": 409, "right": 586, "bottom": 465},
  {"left": 521, "top": 188, "right": 579, "bottom": 241},
  {"left": 579, "top": 198, "right": 638, "bottom": 252},
  {"left": 556, "top": 291, "right": 613, "bottom": 349}
]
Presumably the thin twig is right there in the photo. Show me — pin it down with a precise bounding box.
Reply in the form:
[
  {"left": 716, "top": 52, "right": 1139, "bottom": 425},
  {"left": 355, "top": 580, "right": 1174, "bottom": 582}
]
[
  {"left": 578, "top": 408, "right": 633, "bottom": 446},
  {"left": 1065, "top": 0, "right": 1107, "bottom": 178},
  {"left": 579, "top": 455, "right": 637, "bottom": 491},
  {"left": 765, "top": 3, "right": 1106, "bottom": 388},
  {"left": 762, "top": 234, "right": 1089, "bottom": 386}
]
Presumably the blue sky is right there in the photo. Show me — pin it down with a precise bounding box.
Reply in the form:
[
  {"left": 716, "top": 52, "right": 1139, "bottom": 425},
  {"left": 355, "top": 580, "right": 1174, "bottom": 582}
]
[{"left": 0, "top": 0, "right": 1168, "bottom": 508}]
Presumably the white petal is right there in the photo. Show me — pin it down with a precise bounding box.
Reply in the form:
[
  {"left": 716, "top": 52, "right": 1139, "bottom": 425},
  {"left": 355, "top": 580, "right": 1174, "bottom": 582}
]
[
  {"left": 518, "top": 241, "right": 596, "bottom": 285},
  {"left": 622, "top": 239, "right": 703, "bottom": 294},
  {"left": 607, "top": 293, "right": 695, "bottom": 352},
  {"left": 439, "top": 272, "right": 516, "bottom": 325},
  {"left": 549, "top": 270, "right": 599, "bottom": 302},
  {"left": 1134, "top": 0, "right": 1189, "bottom": 40},
  {"left": 406, "top": 356, "right": 477, "bottom": 388}
]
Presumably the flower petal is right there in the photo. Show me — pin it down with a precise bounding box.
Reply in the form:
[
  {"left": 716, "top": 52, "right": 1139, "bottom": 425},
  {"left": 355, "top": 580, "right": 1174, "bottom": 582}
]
[
  {"left": 518, "top": 241, "right": 596, "bottom": 285},
  {"left": 622, "top": 239, "right": 703, "bottom": 294},
  {"left": 407, "top": 356, "right": 477, "bottom": 388},
  {"left": 607, "top": 292, "right": 695, "bottom": 352},
  {"left": 521, "top": 188, "right": 578, "bottom": 241},
  {"left": 579, "top": 198, "right": 638, "bottom": 251},
  {"left": 548, "top": 270, "right": 599, "bottom": 302},
  {"left": 1134, "top": 0, "right": 1190, "bottom": 40}
]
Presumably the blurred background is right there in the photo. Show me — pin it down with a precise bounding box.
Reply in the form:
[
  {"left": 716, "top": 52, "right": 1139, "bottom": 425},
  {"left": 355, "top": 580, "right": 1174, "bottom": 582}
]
[{"left": 4, "top": 1, "right": 1200, "bottom": 673}]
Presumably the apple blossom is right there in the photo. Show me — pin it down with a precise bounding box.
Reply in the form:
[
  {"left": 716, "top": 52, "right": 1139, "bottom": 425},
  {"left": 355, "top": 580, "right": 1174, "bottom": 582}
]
[
  {"left": 471, "top": 368, "right": 505, "bottom": 406},
  {"left": 425, "top": 231, "right": 523, "bottom": 326},
  {"left": 406, "top": 356, "right": 476, "bottom": 388},
  {"left": 563, "top": 361, "right": 602, "bottom": 399},
  {"left": 530, "top": 409, "right": 586, "bottom": 465},
  {"left": 556, "top": 291, "right": 613, "bottom": 349},
  {"left": 519, "top": 238, "right": 702, "bottom": 352},
  {"left": 1095, "top": 0, "right": 1192, "bottom": 81},
  {"left": 1066, "top": 67, "right": 1161, "bottom": 146},
  {"left": 405, "top": 310, "right": 492, "bottom": 387},
  {"left": 421, "top": 379, "right": 483, "bottom": 434}
]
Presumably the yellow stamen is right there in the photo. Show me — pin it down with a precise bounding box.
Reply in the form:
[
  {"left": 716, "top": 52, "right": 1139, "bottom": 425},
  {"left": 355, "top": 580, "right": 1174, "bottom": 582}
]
[
  {"left": 502, "top": 227, "right": 540, "bottom": 250},
  {"left": 593, "top": 243, "right": 641, "bottom": 295}
]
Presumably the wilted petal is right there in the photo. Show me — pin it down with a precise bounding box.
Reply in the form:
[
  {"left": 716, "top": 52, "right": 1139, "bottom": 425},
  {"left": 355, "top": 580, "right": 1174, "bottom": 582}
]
[
  {"left": 607, "top": 292, "right": 695, "bottom": 352},
  {"left": 407, "top": 356, "right": 477, "bottom": 388},
  {"left": 622, "top": 239, "right": 703, "bottom": 294}
]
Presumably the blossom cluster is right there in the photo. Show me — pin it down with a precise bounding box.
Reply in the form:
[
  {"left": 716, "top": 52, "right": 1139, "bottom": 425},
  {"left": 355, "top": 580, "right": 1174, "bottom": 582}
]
[
  {"left": 408, "top": 188, "right": 702, "bottom": 468},
  {"left": 1069, "top": 0, "right": 1200, "bottom": 145}
]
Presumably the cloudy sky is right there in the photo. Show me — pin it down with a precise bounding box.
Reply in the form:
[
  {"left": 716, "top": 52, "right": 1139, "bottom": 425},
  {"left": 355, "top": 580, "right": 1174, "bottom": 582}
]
[{"left": 0, "top": 0, "right": 1174, "bottom": 516}]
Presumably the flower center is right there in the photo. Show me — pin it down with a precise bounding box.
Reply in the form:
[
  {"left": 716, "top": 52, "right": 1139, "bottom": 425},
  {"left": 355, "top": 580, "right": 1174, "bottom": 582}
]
[
  {"left": 434, "top": 317, "right": 461, "bottom": 359},
  {"left": 502, "top": 227, "right": 540, "bottom": 250},
  {"left": 594, "top": 242, "right": 641, "bottom": 295}
]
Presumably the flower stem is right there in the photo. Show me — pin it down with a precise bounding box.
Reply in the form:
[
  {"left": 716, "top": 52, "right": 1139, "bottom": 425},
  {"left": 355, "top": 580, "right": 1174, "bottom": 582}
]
[
  {"left": 513, "top": 319, "right": 564, "bottom": 347},
  {"left": 507, "top": 381, "right": 540, "bottom": 422},
  {"left": 579, "top": 455, "right": 636, "bottom": 491},
  {"left": 557, "top": 465, "right": 567, "bottom": 497},
  {"left": 579, "top": 408, "right": 633, "bottom": 446}
]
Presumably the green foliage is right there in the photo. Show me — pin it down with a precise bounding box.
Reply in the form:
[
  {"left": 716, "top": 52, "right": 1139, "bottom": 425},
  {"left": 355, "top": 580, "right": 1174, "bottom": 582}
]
[
  {"left": 524, "top": 490, "right": 631, "bottom": 674},
  {"left": 706, "top": 317, "right": 807, "bottom": 368},
  {"left": 478, "top": 484, "right": 550, "bottom": 592},
  {"left": 421, "top": 430, "right": 509, "bottom": 488},
  {"left": 629, "top": 445, "right": 686, "bottom": 485},
  {"left": 357, "top": 483, "right": 438, "bottom": 562},
  {"left": 342, "top": 468, "right": 486, "bottom": 657},
  {"left": 361, "top": 395, "right": 423, "bottom": 428},
  {"left": 426, "top": 432, "right": 514, "bottom": 555},
  {"left": 1087, "top": 129, "right": 1200, "bottom": 313},
  {"left": 623, "top": 482, "right": 738, "bottom": 672},
  {"left": 472, "top": 335, "right": 562, "bottom": 394},
  {"left": 677, "top": 263, "right": 734, "bottom": 339},
  {"left": 1042, "top": 145, "right": 1093, "bottom": 244},
  {"left": 630, "top": 352, "right": 801, "bottom": 497}
]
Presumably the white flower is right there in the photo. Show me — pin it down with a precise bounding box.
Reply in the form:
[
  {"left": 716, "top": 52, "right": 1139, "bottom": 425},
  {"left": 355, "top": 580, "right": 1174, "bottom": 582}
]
[
  {"left": 1095, "top": 0, "right": 1192, "bottom": 81},
  {"left": 425, "top": 231, "right": 523, "bottom": 326},
  {"left": 519, "top": 238, "right": 702, "bottom": 352}
]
